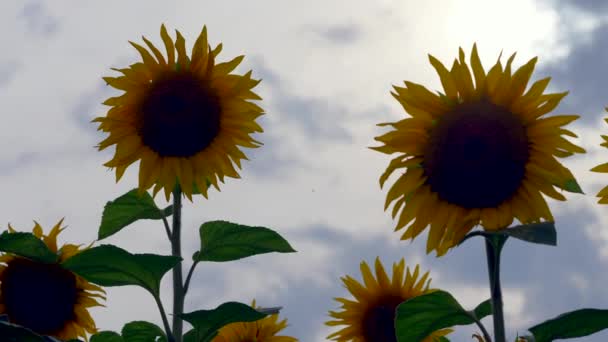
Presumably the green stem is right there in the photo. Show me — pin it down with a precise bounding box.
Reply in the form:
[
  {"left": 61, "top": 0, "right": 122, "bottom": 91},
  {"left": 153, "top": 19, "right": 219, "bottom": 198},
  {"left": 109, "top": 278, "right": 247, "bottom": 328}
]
[
  {"left": 485, "top": 237, "right": 506, "bottom": 342},
  {"left": 171, "top": 185, "right": 184, "bottom": 342},
  {"left": 153, "top": 294, "right": 174, "bottom": 342},
  {"left": 183, "top": 260, "right": 199, "bottom": 296}
]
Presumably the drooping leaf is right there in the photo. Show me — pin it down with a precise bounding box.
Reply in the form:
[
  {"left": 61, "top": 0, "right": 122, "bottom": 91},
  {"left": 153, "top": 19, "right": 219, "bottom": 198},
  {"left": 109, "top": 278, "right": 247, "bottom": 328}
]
[
  {"left": 471, "top": 299, "right": 492, "bottom": 320},
  {"left": 121, "top": 321, "right": 166, "bottom": 342},
  {"left": 98, "top": 189, "right": 173, "bottom": 240},
  {"left": 90, "top": 331, "right": 124, "bottom": 342},
  {"left": 180, "top": 302, "right": 267, "bottom": 342},
  {"left": 195, "top": 221, "right": 296, "bottom": 262},
  {"left": 528, "top": 308, "right": 608, "bottom": 342},
  {"left": 62, "top": 245, "right": 180, "bottom": 297},
  {"left": 0, "top": 320, "right": 46, "bottom": 342},
  {"left": 505, "top": 222, "right": 557, "bottom": 246},
  {"left": 395, "top": 290, "right": 478, "bottom": 342},
  {"left": 0, "top": 232, "right": 57, "bottom": 263}
]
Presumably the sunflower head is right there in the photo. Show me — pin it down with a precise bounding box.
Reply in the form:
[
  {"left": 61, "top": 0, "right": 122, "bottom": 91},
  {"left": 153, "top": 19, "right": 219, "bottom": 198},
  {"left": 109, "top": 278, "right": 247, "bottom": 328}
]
[
  {"left": 326, "top": 257, "right": 452, "bottom": 342},
  {"left": 590, "top": 110, "right": 608, "bottom": 203},
  {"left": 373, "top": 44, "right": 584, "bottom": 256},
  {"left": 94, "top": 24, "right": 264, "bottom": 201},
  {"left": 0, "top": 219, "right": 105, "bottom": 340},
  {"left": 212, "top": 299, "right": 298, "bottom": 342}
]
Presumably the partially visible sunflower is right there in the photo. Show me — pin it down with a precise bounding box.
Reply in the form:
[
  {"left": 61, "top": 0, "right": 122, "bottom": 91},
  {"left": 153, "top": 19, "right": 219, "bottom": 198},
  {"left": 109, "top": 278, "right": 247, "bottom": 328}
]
[
  {"left": 591, "top": 110, "right": 608, "bottom": 203},
  {"left": 94, "top": 24, "right": 264, "bottom": 201},
  {"left": 373, "top": 45, "right": 585, "bottom": 256},
  {"left": 0, "top": 219, "right": 105, "bottom": 340},
  {"left": 212, "top": 299, "right": 298, "bottom": 342},
  {"left": 326, "top": 257, "right": 452, "bottom": 342}
]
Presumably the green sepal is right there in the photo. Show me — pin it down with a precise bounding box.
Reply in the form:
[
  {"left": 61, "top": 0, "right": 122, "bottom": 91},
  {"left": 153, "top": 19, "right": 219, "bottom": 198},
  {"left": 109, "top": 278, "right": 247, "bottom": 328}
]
[
  {"left": 179, "top": 301, "right": 267, "bottom": 342},
  {"left": 0, "top": 231, "right": 57, "bottom": 263},
  {"left": 563, "top": 178, "right": 584, "bottom": 194},
  {"left": 62, "top": 244, "right": 180, "bottom": 297},
  {"left": 528, "top": 308, "right": 608, "bottom": 341},
  {"left": 194, "top": 221, "right": 296, "bottom": 262},
  {"left": 98, "top": 189, "right": 173, "bottom": 240}
]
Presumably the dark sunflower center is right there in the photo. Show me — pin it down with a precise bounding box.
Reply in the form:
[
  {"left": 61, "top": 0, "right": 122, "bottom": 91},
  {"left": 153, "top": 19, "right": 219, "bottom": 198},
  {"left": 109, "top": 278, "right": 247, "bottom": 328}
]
[
  {"left": 423, "top": 98, "right": 529, "bottom": 208},
  {"left": 1, "top": 258, "right": 77, "bottom": 334},
  {"left": 138, "top": 72, "right": 222, "bottom": 157},
  {"left": 361, "top": 295, "right": 404, "bottom": 342}
]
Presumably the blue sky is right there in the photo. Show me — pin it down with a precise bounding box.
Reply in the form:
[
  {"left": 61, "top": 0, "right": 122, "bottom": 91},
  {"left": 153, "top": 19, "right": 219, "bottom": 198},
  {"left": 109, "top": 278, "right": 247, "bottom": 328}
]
[{"left": 1, "top": 0, "right": 608, "bottom": 341}]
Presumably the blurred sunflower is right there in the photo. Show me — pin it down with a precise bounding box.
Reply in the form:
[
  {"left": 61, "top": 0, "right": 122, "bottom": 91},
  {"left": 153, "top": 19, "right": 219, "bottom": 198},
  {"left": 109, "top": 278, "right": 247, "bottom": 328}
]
[
  {"left": 373, "top": 45, "right": 584, "bottom": 255},
  {"left": 326, "top": 257, "right": 452, "bottom": 342},
  {"left": 0, "top": 219, "right": 105, "bottom": 340},
  {"left": 591, "top": 110, "right": 608, "bottom": 203},
  {"left": 213, "top": 299, "right": 297, "bottom": 342},
  {"left": 93, "top": 24, "right": 264, "bottom": 201}
]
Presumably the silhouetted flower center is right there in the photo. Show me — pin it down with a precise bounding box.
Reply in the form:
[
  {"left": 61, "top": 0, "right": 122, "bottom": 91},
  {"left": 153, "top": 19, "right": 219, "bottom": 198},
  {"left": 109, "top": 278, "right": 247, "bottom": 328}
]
[
  {"left": 138, "top": 72, "right": 222, "bottom": 157},
  {"left": 361, "top": 295, "right": 404, "bottom": 342},
  {"left": 1, "top": 258, "right": 77, "bottom": 334},
  {"left": 423, "top": 98, "right": 529, "bottom": 208}
]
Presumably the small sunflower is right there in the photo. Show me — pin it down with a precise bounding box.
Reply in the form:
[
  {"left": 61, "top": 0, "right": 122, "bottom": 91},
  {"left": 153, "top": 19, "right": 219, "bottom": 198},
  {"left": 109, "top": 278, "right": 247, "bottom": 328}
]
[
  {"left": 590, "top": 109, "right": 608, "bottom": 203},
  {"left": 212, "top": 299, "right": 298, "bottom": 342},
  {"left": 373, "top": 45, "right": 585, "bottom": 255},
  {"left": 94, "top": 24, "right": 264, "bottom": 201},
  {"left": 0, "top": 219, "right": 105, "bottom": 340},
  {"left": 326, "top": 257, "right": 452, "bottom": 342}
]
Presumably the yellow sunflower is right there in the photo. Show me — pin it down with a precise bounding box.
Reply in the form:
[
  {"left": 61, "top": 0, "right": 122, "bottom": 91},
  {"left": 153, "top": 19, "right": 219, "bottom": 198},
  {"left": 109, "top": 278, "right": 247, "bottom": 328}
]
[
  {"left": 326, "top": 257, "right": 452, "bottom": 342},
  {"left": 591, "top": 110, "right": 608, "bottom": 203},
  {"left": 0, "top": 219, "right": 105, "bottom": 340},
  {"left": 373, "top": 45, "right": 585, "bottom": 256},
  {"left": 93, "top": 24, "right": 264, "bottom": 201},
  {"left": 212, "top": 299, "right": 298, "bottom": 342}
]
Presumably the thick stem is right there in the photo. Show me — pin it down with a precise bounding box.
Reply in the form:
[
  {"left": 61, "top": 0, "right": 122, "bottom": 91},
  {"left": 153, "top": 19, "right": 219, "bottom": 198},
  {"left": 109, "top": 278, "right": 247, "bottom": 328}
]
[
  {"left": 154, "top": 294, "right": 174, "bottom": 342},
  {"left": 171, "top": 185, "right": 184, "bottom": 342},
  {"left": 485, "top": 237, "right": 506, "bottom": 342}
]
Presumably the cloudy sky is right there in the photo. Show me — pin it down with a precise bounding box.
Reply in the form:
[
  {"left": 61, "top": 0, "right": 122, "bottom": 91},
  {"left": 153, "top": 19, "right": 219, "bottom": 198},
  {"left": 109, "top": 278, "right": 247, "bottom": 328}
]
[{"left": 1, "top": 0, "right": 608, "bottom": 341}]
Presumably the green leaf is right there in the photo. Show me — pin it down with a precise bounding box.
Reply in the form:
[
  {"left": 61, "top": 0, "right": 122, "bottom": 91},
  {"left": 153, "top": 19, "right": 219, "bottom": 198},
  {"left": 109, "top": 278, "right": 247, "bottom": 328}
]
[
  {"left": 505, "top": 222, "right": 557, "bottom": 246},
  {"left": 180, "top": 301, "right": 267, "bottom": 342},
  {"left": 472, "top": 299, "right": 492, "bottom": 320},
  {"left": 98, "top": 189, "right": 173, "bottom": 240},
  {"left": 62, "top": 245, "right": 180, "bottom": 297},
  {"left": 528, "top": 308, "right": 608, "bottom": 342},
  {"left": 0, "top": 320, "right": 46, "bottom": 342},
  {"left": 0, "top": 232, "right": 57, "bottom": 263},
  {"left": 395, "top": 290, "right": 478, "bottom": 342},
  {"left": 195, "top": 221, "right": 296, "bottom": 262},
  {"left": 563, "top": 178, "right": 584, "bottom": 194},
  {"left": 183, "top": 330, "right": 197, "bottom": 342},
  {"left": 90, "top": 331, "right": 124, "bottom": 342},
  {"left": 121, "top": 321, "right": 167, "bottom": 342}
]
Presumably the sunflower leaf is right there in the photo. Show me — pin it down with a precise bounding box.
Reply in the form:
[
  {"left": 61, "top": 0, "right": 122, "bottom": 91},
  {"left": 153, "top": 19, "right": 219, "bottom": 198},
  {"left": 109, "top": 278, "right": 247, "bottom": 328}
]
[
  {"left": 528, "top": 308, "right": 608, "bottom": 342},
  {"left": 121, "top": 321, "right": 167, "bottom": 342},
  {"left": 471, "top": 299, "right": 492, "bottom": 320},
  {"left": 180, "top": 302, "right": 267, "bottom": 342},
  {"left": 0, "top": 320, "right": 46, "bottom": 342},
  {"left": 194, "top": 221, "right": 296, "bottom": 262},
  {"left": 505, "top": 222, "right": 557, "bottom": 246},
  {"left": 90, "top": 331, "right": 124, "bottom": 342},
  {"left": 0, "top": 231, "right": 57, "bottom": 263},
  {"left": 395, "top": 290, "right": 477, "bottom": 342},
  {"left": 61, "top": 245, "right": 180, "bottom": 297},
  {"left": 98, "top": 189, "right": 173, "bottom": 240}
]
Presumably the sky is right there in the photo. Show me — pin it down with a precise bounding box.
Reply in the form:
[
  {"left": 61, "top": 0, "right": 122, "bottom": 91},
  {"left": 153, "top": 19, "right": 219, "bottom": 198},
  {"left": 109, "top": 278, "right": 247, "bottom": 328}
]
[{"left": 1, "top": 0, "right": 608, "bottom": 341}]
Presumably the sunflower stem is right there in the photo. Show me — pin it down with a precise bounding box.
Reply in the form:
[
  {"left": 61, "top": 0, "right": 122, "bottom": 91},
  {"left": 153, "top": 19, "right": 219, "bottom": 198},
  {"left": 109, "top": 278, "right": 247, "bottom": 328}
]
[
  {"left": 183, "top": 260, "right": 199, "bottom": 296},
  {"left": 154, "top": 293, "right": 174, "bottom": 342},
  {"left": 171, "top": 185, "right": 184, "bottom": 342},
  {"left": 485, "top": 235, "right": 508, "bottom": 342}
]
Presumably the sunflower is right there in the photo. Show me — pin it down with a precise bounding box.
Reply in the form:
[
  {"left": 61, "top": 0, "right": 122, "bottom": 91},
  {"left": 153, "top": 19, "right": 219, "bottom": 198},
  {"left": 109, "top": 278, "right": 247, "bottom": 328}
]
[
  {"left": 0, "top": 219, "right": 105, "bottom": 340},
  {"left": 326, "top": 257, "right": 452, "bottom": 342},
  {"left": 590, "top": 110, "right": 608, "bottom": 203},
  {"left": 93, "top": 24, "right": 264, "bottom": 201},
  {"left": 373, "top": 45, "right": 585, "bottom": 256},
  {"left": 212, "top": 299, "right": 298, "bottom": 342}
]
